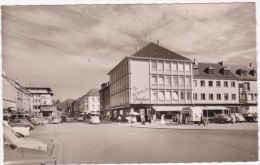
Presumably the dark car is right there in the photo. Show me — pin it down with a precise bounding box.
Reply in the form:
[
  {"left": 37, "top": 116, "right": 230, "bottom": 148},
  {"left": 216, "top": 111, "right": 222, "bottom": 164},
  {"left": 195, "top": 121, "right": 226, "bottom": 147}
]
[
  {"left": 9, "top": 119, "right": 36, "bottom": 130},
  {"left": 209, "top": 114, "right": 231, "bottom": 123},
  {"left": 4, "top": 137, "right": 56, "bottom": 165}
]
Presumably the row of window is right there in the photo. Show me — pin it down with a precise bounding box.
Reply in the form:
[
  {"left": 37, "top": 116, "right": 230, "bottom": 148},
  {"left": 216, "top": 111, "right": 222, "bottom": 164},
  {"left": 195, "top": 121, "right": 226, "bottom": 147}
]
[
  {"left": 151, "top": 60, "right": 192, "bottom": 72},
  {"left": 110, "top": 61, "right": 128, "bottom": 82},
  {"left": 240, "top": 93, "right": 257, "bottom": 101},
  {"left": 111, "top": 91, "right": 129, "bottom": 106},
  {"left": 110, "top": 76, "right": 129, "bottom": 94},
  {"left": 193, "top": 93, "right": 237, "bottom": 101},
  {"left": 152, "top": 75, "right": 192, "bottom": 86},
  {"left": 80, "top": 104, "right": 100, "bottom": 111},
  {"left": 193, "top": 80, "right": 236, "bottom": 88},
  {"left": 151, "top": 90, "right": 192, "bottom": 101}
]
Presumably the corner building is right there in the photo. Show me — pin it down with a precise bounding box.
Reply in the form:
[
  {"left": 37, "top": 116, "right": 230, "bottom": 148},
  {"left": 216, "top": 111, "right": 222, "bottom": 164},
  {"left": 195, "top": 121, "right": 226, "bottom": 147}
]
[{"left": 108, "top": 42, "right": 193, "bottom": 120}]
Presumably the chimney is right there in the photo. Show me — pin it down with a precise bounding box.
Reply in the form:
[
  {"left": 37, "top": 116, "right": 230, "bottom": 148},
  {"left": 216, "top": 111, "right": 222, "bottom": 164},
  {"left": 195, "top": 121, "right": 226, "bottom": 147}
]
[
  {"left": 135, "top": 46, "right": 138, "bottom": 53},
  {"left": 219, "top": 61, "right": 224, "bottom": 66},
  {"left": 157, "top": 39, "right": 160, "bottom": 46},
  {"left": 194, "top": 59, "right": 198, "bottom": 66}
]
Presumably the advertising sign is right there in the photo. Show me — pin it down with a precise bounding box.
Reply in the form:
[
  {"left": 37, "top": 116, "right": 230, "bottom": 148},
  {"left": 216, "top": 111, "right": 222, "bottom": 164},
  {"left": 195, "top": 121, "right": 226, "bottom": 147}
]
[{"left": 40, "top": 95, "right": 52, "bottom": 105}]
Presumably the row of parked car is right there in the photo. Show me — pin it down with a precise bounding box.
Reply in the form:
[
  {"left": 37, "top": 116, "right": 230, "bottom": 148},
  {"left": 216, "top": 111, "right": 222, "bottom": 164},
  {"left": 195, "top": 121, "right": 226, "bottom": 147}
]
[
  {"left": 3, "top": 113, "right": 58, "bottom": 165},
  {"left": 208, "top": 113, "right": 257, "bottom": 123}
]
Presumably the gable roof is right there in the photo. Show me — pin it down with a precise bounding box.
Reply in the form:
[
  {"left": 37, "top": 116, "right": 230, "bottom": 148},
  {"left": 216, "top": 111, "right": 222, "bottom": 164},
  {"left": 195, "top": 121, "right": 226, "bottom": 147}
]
[
  {"left": 226, "top": 64, "right": 257, "bottom": 81},
  {"left": 86, "top": 88, "right": 100, "bottom": 96},
  {"left": 194, "top": 63, "right": 238, "bottom": 80},
  {"left": 132, "top": 42, "right": 192, "bottom": 61}
]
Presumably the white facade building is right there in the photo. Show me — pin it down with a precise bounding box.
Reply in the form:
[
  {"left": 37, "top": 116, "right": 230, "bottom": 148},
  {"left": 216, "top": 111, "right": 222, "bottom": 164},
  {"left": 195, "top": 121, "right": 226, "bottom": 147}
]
[{"left": 78, "top": 88, "right": 100, "bottom": 114}]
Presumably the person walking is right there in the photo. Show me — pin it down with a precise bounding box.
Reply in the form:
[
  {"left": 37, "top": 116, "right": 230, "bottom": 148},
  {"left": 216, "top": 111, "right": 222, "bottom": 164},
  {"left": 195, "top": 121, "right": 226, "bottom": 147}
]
[
  {"left": 176, "top": 114, "right": 179, "bottom": 125},
  {"left": 118, "top": 115, "right": 122, "bottom": 123},
  {"left": 160, "top": 114, "right": 165, "bottom": 126},
  {"left": 179, "top": 114, "right": 183, "bottom": 125},
  {"left": 230, "top": 114, "right": 236, "bottom": 124},
  {"left": 198, "top": 113, "right": 206, "bottom": 126},
  {"left": 141, "top": 114, "right": 145, "bottom": 125},
  {"left": 153, "top": 114, "right": 157, "bottom": 123}
]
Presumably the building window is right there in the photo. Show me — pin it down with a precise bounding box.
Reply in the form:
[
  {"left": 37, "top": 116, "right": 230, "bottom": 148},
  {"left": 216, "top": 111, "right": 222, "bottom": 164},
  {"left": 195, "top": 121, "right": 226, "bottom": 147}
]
[
  {"left": 173, "top": 76, "right": 178, "bottom": 86},
  {"left": 255, "top": 94, "right": 258, "bottom": 100},
  {"left": 193, "top": 68, "right": 199, "bottom": 75},
  {"left": 231, "top": 82, "right": 236, "bottom": 88},
  {"left": 201, "top": 93, "right": 206, "bottom": 100},
  {"left": 193, "top": 93, "right": 197, "bottom": 100},
  {"left": 179, "top": 77, "right": 185, "bottom": 86},
  {"left": 244, "top": 82, "right": 250, "bottom": 91},
  {"left": 224, "top": 70, "right": 230, "bottom": 75},
  {"left": 179, "top": 63, "right": 184, "bottom": 72},
  {"left": 151, "top": 61, "right": 157, "bottom": 71},
  {"left": 216, "top": 81, "right": 221, "bottom": 87},
  {"left": 173, "top": 91, "right": 179, "bottom": 100},
  {"left": 159, "top": 91, "right": 165, "bottom": 101},
  {"left": 151, "top": 90, "right": 157, "bottom": 101},
  {"left": 232, "top": 94, "right": 236, "bottom": 100},
  {"left": 209, "top": 94, "right": 214, "bottom": 100},
  {"left": 152, "top": 76, "right": 157, "bottom": 85},
  {"left": 92, "top": 98, "right": 95, "bottom": 102},
  {"left": 158, "top": 61, "right": 163, "bottom": 71},
  {"left": 185, "top": 64, "right": 191, "bottom": 72},
  {"left": 200, "top": 80, "right": 205, "bottom": 87},
  {"left": 186, "top": 77, "right": 191, "bottom": 86},
  {"left": 165, "top": 62, "right": 170, "bottom": 71},
  {"left": 224, "top": 81, "right": 228, "bottom": 87},
  {"left": 193, "top": 80, "right": 197, "bottom": 87},
  {"left": 166, "top": 91, "right": 171, "bottom": 101},
  {"left": 172, "top": 62, "right": 177, "bottom": 71},
  {"left": 241, "top": 70, "right": 247, "bottom": 76},
  {"left": 209, "top": 69, "right": 215, "bottom": 74},
  {"left": 209, "top": 81, "right": 213, "bottom": 87},
  {"left": 166, "top": 76, "right": 171, "bottom": 86},
  {"left": 224, "top": 93, "right": 228, "bottom": 100},
  {"left": 180, "top": 91, "right": 185, "bottom": 100},
  {"left": 187, "top": 91, "right": 191, "bottom": 100},
  {"left": 248, "top": 94, "right": 253, "bottom": 100},
  {"left": 158, "top": 76, "right": 164, "bottom": 85},
  {"left": 217, "top": 94, "right": 221, "bottom": 100}
]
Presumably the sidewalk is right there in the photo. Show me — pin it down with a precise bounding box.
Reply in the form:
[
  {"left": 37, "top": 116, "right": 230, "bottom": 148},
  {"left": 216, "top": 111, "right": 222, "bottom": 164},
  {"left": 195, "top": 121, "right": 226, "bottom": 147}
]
[{"left": 102, "top": 119, "right": 258, "bottom": 130}]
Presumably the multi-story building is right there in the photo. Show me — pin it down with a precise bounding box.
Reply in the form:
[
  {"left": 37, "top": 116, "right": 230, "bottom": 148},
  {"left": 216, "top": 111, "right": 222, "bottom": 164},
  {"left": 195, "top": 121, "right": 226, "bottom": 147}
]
[
  {"left": 26, "top": 87, "right": 54, "bottom": 117},
  {"left": 192, "top": 61, "right": 240, "bottom": 116},
  {"left": 99, "top": 83, "right": 110, "bottom": 117},
  {"left": 108, "top": 42, "right": 194, "bottom": 119},
  {"left": 2, "top": 74, "right": 31, "bottom": 114},
  {"left": 227, "top": 63, "right": 257, "bottom": 113},
  {"left": 78, "top": 88, "right": 100, "bottom": 114}
]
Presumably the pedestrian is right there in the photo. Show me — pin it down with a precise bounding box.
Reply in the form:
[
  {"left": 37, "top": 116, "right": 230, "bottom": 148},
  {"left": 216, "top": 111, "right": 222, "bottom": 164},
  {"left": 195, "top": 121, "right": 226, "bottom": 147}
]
[
  {"left": 198, "top": 113, "right": 206, "bottom": 126},
  {"left": 141, "top": 114, "right": 145, "bottom": 125},
  {"left": 179, "top": 114, "right": 183, "bottom": 125},
  {"left": 153, "top": 114, "right": 157, "bottom": 123},
  {"left": 230, "top": 114, "right": 236, "bottom": 124},
  {"left": 176, "top": 114, "right": 179, "bottom": 125},
  {"left": 118, "top": 115, "right": 122, "bottom": 123},
  {"left": 148, "top": 115, "right": 151, "bottom": 124},
  {"left": 160, "top": 114, "right": 165, "bottom": 126}
]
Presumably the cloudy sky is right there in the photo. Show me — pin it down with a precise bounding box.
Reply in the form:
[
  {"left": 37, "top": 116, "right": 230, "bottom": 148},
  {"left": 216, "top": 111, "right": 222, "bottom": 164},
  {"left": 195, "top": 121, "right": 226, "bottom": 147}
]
[{"left": 1, "top": 2, "right": 257, "bottom": 101}]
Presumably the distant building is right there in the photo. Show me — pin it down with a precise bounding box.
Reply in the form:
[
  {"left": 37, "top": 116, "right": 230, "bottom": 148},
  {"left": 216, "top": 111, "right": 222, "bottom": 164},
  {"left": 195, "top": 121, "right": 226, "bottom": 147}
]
[
  {"left": 26, "top": 87, "right": 54, "bottom": 117},
  {"left": 99, "top": 82, "right": 110, "bottom": 116},
  {"left": 2, "top": 74, "right": 31, "bottom": 114},
  {"left": 71, "top": 97, "right": 80, "bottom": 115},
  {"left": 78, "top": 88, "right": 100, "bottom": 114},
  {"left": 227, "top": 63, "right": 257, "bottom": 113}
]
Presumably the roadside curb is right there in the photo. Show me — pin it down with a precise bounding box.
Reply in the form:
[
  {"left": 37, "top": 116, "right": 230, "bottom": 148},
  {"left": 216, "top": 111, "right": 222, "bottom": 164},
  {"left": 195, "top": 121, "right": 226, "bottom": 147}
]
[{"left": 51, "top": 135, "right": 63, "bottom": 164}]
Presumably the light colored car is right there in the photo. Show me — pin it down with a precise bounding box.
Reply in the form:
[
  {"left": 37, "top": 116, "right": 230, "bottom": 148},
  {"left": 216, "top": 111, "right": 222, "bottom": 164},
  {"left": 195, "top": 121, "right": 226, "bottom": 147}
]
[
  {"left": 9, "top": 119, "right": 36, "bottom": 130},
  {"left": 3, "top": 125, "right": 47, "bottom": 152},
  {"left": 4, "top": 138, "right": 56, "bottom": 165},
  {"left": 78, "top": 117, "right": 84, "bottom": 122},
  {"left": 233, "top": 113, "right": 246, "bottom": 123},
  {"left": 89, "top": 115, "right": 100, "bottom": 124},
  {"left": 3, "top": 121, "right": 30, "bottom": 137},
  {"left": 31, "top": 118, "right": 46, "bottom": 126},
  {"left": 209, "top": 114, "right": 231, "bottom": 123},
  {"left": 52, "top": 118, "right": 60, "bottom": 124}
]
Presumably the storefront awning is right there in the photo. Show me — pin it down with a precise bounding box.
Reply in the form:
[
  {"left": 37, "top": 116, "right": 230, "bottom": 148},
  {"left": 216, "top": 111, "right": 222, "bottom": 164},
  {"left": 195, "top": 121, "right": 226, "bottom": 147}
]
[
  {"left": 152, "top": 106, "right": 186, "bottom": 112},
  {"left": 199, "top": 106, "right": 229, "bottom": 110}
]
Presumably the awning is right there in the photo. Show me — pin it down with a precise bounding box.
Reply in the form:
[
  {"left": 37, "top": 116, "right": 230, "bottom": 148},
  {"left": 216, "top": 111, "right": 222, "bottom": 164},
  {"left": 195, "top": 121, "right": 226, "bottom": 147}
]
[
  {"left": 199, "top": 106, "right": 229, "bottom": 110},
  {"left": 153, "top": 106, "right": 185, "bottom": 112}
]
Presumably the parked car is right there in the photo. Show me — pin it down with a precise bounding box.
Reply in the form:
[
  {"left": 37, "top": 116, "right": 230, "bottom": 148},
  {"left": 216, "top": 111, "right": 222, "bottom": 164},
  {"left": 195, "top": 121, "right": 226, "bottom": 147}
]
[
  {"left": 233, "top": 113, "right": 246, "bottom": 123},
  {"left": 3, "top": 121, "right": 30, "bottom": 137},
  {"left": 3, "top": 125, "right": 47, "bottom": 152},
  {"left": 209, "top": 114, "right": 231, "bottom": 123},
  {"left": 78, "top": 117, "right": 84, "bottom": 122},
  {"left": 89, "top": 114, "right": 100, "bottom": 124},
  {"left": 4, "top": 137, "right": 56, "bottom": 165},
  {"left": 30, "top": 118, "right": 46, "bottom": 126},
  {"left": 52, "top": 118, "right": 60, "bottom": 124},
  {"left": 9, "top": 119, "right": 36, "bottom": 130}
]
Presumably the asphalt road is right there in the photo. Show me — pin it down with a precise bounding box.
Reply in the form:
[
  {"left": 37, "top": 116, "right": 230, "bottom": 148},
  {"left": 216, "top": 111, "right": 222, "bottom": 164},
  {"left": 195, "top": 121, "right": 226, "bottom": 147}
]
[{"left": 52, "top": 121, "right": 258, "bottom": 164}]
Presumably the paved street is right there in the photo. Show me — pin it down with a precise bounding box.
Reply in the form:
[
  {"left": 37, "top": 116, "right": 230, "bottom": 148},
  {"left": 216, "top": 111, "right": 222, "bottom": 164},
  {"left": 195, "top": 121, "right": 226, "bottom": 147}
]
[{"left": 35, "top": 121, "right": 258, "bottom": 164}]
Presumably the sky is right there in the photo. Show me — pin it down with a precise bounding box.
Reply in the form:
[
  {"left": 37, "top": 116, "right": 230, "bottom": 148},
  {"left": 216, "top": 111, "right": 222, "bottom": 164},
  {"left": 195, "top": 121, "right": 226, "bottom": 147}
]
[{"left": 1, "top": 2, "right": 257, "bottom": 101}]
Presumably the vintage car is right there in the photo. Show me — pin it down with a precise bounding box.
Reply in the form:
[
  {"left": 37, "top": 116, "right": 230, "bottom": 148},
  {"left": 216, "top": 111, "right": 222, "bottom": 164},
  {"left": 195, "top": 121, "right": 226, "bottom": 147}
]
[
  {"left": 77, "top": 117, "right": 84, "bottom": 122},
  {"left": 89, "top": 114, "right": 100, "bottom": 124},
  {"left": 3, "top": 121, "right": 30, "bottom": 137},
  {"left": 4, "top": 125, "right": 47, "bottom": 152},
  {"left": 4, "top": 137, "right": 56, "bottom": 165},
  {"left": 232, "top": 113, "right": 246, "bottom": 123},
  {"left": 209, "top": 114, "right": 231, "bottom": 123},
  {"left": 52, "top": 118, "right": 60, "bottom": 124},
  {"left": 9, "top": 119, "right": 36, "bottom": 130}
]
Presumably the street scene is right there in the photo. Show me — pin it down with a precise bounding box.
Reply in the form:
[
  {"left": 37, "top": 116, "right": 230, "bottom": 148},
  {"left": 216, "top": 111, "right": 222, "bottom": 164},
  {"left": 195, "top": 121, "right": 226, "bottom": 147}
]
[{"left": 1, "top": 1, "right": 259, "bottom": 165}]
